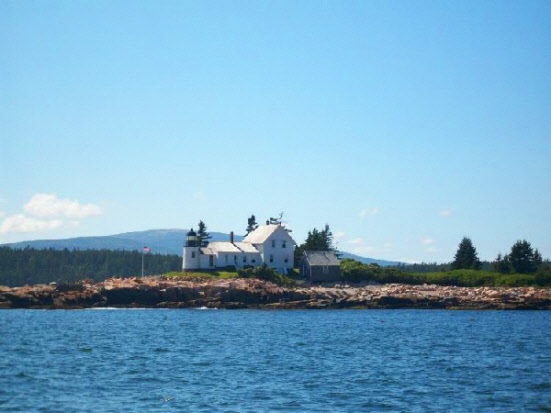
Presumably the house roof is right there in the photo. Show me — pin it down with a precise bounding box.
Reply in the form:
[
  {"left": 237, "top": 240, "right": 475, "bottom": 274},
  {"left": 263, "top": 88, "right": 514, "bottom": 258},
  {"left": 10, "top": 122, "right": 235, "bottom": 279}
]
[
  {"left": 234, "top": 242, "right": 260, "bottom": 253},
  {"left": 304, "top": 251, "right": 340, "bottom": 266},
  {"left": 243, "top": 224, "right": 295, "bottom": 244},
  {"left": 200, "top": 247, "right": 214, "bottom": 255},
  {"left": 242, "top": 224, "right": 279, "bottom": 243},
  {"left": 207, "top": 242, "right": 242, "bottom": 253}
]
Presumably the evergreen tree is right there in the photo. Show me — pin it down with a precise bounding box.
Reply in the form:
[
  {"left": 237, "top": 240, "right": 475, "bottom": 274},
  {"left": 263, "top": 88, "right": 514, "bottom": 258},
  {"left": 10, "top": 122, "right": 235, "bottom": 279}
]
[
  {"left": 534, "top": 249, "right": 543, "bottom": 268},
  {"left": 246, "top": 214, "right": 258, "bottom": 235},
  {"left": 451, "top": 237, "right": 481, "bottom": 270},
  {"left": 509, "top": 240, "right": 539, "bottom": 273},
  {"left": 197, "top": 221, "right": 211, "bottom": 247},
  {"left": 493, "top": 253, "right": 511, "bottom": 274},
  {"left": 295, "top": 224, "right": 337, "bottom": 263}
]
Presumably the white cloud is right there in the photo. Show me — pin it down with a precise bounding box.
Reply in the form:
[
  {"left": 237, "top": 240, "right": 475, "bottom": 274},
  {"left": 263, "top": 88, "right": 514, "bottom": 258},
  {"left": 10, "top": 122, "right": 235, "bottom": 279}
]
[
  {"left": 439, "top": 209, "right": 453, "bottom": 217},
  {"left": 359, "top": 207, "right": 380, "bottom": 218},
  {"left": 24, "top": 193, "right": 101, "bottom": 219},
  {"left": 421, "top": 237, "right": 435, "bottom": 245},
  {"left": 0, "top": 214, "right": 63, "bottom": 234},
  {"left": 0, "top": 210, "right": 5, "bottom": 218},
  {"left": 344, "top": 237, "right": 392, "bottom": 256}
]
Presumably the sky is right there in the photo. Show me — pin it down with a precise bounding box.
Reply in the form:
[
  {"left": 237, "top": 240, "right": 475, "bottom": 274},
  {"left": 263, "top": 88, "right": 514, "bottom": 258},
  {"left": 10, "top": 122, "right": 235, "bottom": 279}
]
[{"left": 1, "top": 0, "right": 550, "bottom": 263}]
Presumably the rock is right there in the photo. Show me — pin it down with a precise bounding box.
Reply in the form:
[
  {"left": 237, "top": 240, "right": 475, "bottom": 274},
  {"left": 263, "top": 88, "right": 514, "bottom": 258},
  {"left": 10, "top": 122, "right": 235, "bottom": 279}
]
[{"left": 0, "top": 277, "right": 550, "bottom": 310}]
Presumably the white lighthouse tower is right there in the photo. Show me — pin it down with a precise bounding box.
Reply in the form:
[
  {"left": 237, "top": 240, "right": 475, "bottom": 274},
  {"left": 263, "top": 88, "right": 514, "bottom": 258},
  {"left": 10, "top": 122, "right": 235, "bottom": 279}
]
[{"left": 182, "top": 228, "right": 200, "bottom": 270}]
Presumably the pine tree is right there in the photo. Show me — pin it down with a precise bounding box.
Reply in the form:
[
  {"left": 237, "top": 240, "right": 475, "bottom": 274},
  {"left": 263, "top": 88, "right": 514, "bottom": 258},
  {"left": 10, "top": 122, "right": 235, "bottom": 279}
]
[
  {"left": 493, "top": 253, "right": 511, "bottom": 274},
  {"left": 534, "top": 249, "right": 543, "bottom": 269},
  {"left": 197, "top": 221, "right": 211, "bottom": 247},
  {"left": 246, "top": 214, "right": 258, "bottom": 235},
  {"left": 451, "top": 237, "right": 481, "bottom": 270},
  {"left": 509, "top": 240, "right": 539, "bottom": 273}
]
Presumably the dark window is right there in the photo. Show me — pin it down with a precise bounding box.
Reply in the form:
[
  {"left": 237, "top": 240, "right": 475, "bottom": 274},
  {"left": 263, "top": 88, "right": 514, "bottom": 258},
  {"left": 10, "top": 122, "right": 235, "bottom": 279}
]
[
  {"left": 270, "top": 255, "right": 274, "bottom": 263},
  {"left": 284, "top": 256, "right": 288, "bottom": 263},
  {"left": 243, "top": 256, "right": 247, "bottom": 263},
  {"left": 234, "top": 255, "right": 237, "bottom": 262},
  {"left": 282, "top": 241, "right": 287, "bottom": 248},
  {"left": 191, "top": 252, "right": 196, "bottom": 258},
  {"left": 252, "top": 259, "right": 256, "bottom": 263},
  {"left": 271, "top": 240, "right": 275, "bottom": 248},
  {"left": 209, "top": 255, "right": 214, "bottom": 266}
]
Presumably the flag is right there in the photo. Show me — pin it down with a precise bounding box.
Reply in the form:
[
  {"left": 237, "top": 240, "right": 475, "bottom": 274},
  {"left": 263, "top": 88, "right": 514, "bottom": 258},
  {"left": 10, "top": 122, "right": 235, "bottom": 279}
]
[{"left": 143, "top": 247, "right": 151, "bottom": 253}]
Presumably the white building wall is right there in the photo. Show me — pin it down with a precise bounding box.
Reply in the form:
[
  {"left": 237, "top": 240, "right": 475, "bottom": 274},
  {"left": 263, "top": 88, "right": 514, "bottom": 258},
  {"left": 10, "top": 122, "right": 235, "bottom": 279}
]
[
  {"left": 182, "top": 246, "right": 201, "bottom": 270},
  {"left": 199, "top": 254, "right": 214, "bottom": 269},
  {"left": 262, "top": 228, "right": 295, "bottom": 272}
]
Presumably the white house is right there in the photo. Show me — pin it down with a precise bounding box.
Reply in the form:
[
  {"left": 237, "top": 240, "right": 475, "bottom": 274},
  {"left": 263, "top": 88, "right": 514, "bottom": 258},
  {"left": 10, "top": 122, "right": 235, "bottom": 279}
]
[{"left": 182, "top": 224, "right": 296, "bottom": 273}]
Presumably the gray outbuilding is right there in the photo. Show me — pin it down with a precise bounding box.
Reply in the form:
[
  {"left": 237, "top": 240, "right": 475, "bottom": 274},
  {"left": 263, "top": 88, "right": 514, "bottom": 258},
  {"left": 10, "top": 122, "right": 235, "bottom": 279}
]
[{"left": 301, "top": 250, "right": 341, "bottom": 283}]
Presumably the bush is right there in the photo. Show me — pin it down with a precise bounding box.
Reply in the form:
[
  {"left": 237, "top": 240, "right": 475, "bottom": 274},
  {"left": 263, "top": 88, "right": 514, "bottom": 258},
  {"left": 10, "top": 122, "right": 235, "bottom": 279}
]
[
  {"left": 340, "top": 259, "right": 551, "bottom": 287},
  {"left": 237, "top": 265, "right": 296, "bottom": 286},
  {"left": 535, "top": 266, "right": 551, "bottom": 286},
  {"left": 340, "top": 259, "right": 422, "bottom": 284}
]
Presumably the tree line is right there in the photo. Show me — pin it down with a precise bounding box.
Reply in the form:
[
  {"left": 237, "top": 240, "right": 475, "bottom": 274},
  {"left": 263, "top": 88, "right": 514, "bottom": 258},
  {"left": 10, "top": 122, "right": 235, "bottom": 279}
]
[
  {"left": 0, "top": 247, "right": 181, "bottom": 287},
  {"left": 450, "top": 236, "right": 546, "bottom": 274}
]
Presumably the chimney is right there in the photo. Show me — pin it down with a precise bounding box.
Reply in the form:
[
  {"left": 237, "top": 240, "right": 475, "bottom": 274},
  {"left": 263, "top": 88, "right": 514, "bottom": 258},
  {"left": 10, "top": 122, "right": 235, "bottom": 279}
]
[{"left": 230, "top": 231, "right": 234, "bottom": 244}]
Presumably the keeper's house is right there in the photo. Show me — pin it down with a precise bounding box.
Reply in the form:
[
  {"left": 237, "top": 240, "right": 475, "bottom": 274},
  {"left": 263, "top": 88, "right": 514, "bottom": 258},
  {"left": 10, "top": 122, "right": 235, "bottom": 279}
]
[
  {"left": 182, "top": 224, "right": 295, "bottom": 273},
  {"left": 300, "top": 250, "right": 341, "bottom": 282}
]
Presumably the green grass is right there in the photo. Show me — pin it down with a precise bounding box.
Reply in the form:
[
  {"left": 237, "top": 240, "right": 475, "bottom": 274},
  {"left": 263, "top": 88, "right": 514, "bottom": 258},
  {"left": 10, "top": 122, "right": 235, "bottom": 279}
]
[
  {"left": 165, "top": 268, "right": 296, "bottom": 286},
  {"left": 340, "top": 258, "right": 548, "bottom": 287},
  {"left": 164, "top": 271, "right": 239, "bottom": 280},
  {"left": 417, "top": 270, "right": 537, "bottom": 287}
]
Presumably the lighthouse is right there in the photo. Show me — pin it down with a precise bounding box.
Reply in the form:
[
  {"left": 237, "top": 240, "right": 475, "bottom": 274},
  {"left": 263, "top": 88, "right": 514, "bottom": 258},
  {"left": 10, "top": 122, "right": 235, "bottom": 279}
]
[{"left": 182, "top": 228, "right": 200, "bottom": 270}]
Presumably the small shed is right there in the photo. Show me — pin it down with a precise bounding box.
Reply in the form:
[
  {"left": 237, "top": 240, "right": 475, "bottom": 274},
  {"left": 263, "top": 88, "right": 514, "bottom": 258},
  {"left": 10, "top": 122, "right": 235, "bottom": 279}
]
[{"left": 301, "top": 251, "right": 341, "bottom": 282}]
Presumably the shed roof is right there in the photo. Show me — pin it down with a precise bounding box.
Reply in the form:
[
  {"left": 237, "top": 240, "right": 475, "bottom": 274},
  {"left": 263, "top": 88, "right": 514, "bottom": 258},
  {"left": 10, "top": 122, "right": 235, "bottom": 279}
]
[{"left": 304, "top": 251, "right": 340, "bottom": 266}]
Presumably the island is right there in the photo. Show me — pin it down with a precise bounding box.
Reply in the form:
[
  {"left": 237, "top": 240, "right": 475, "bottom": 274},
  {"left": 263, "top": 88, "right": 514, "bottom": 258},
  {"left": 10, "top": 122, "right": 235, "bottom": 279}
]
[{"left": 1, "top": 276, "right": 550, "bottom": 310}]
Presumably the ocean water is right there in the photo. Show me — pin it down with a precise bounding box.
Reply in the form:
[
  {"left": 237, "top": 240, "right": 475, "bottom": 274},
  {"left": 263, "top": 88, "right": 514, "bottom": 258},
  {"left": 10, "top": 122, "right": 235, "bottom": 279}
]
[{"left": 1, "top": 310, "right": 550, "bottom": 412}]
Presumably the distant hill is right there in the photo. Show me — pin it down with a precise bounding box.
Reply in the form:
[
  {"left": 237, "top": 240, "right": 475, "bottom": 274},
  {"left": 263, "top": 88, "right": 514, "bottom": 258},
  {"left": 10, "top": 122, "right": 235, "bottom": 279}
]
[
  {"left": 2, "top": 229, "right": 402, "bottom": 266},
  {"left": 337, "top": 251, "right": 402, "bottom": 267}
]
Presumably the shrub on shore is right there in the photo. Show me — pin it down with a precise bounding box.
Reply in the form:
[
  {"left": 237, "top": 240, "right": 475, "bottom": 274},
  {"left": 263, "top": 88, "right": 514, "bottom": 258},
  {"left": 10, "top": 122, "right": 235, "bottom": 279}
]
[
  {"left": 237, "top": 265, "right": 297, "bottom": 286},
  {"left": 340, "top": 258, "right": 550, "bottom": 287}
]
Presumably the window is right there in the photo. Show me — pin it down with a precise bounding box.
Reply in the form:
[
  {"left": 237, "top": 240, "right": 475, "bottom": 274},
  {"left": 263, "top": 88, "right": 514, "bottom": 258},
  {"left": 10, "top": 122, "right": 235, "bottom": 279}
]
[
  {"left": 282, "top": 241, "right": 287, "bottom": 248},
  {"left": 252, "top": 259, "right": 256, "bottom": 263},
  {"left": 271, "top": 240, "right": 275, "bottom": 248},
  {"left": 234, "top": 255, "right": 237, "bottom": 263},
  {"left": 284, "top": 256, "right": 288, "bottom": 263},
  {"left": 225, "top": 255, "right": 228, "bottom": 264},
  {"left": 191, "top": 251, "right": 196, "bottom": 258},
  {"left": 209, "top": 255, "right": 214, "bottom": 266},
  {"left": 269, "top": 255, "right": 274, "bottom": 263},
  {"left": 243, "top": 256, "right": 247, "bottom": 263}
]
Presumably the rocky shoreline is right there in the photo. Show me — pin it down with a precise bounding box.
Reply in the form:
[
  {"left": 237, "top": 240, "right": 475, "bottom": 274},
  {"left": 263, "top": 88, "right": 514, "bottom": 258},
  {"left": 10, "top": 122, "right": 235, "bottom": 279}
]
[
  {"left": 0, "top": 276, "right": 551, "bottom": 310},
  {"left": 1, "top": 276, "right": 551, "bottom": 310}
]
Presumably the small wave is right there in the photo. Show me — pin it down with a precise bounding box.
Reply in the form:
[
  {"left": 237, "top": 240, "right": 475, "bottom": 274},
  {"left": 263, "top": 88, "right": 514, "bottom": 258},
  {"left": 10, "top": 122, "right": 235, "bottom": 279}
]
[{"left": 195, "top": 306, "right": 218, "bottom": 310}]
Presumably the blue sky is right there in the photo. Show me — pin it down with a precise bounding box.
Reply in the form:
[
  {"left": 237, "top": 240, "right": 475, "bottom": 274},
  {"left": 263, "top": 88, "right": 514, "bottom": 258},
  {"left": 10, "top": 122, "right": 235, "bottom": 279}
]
[{"left": 1, "top": 0, "right": 550, "bottom": 262}]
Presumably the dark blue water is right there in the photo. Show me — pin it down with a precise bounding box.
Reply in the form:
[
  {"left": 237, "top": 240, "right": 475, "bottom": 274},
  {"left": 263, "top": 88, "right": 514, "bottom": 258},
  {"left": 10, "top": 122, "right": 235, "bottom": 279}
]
[{"left": 1, "top": 310, "right": 550, "bottom": 412}]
